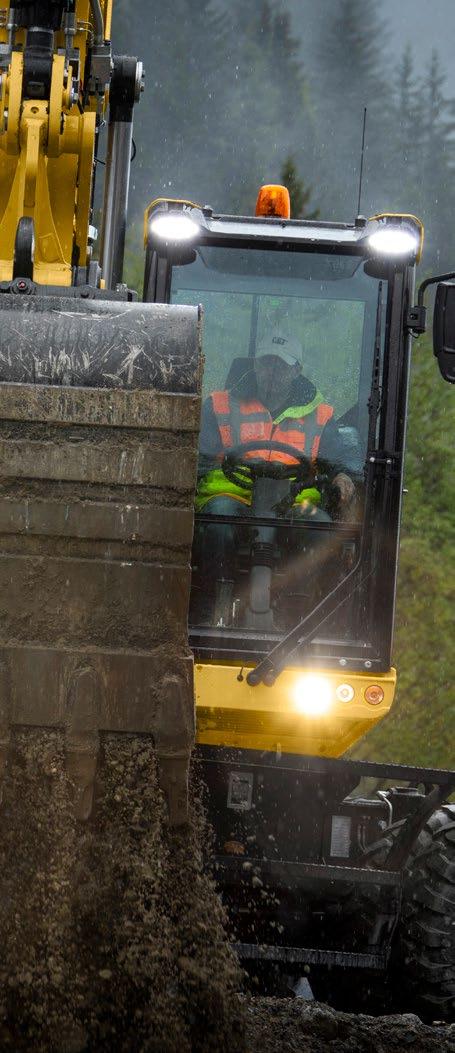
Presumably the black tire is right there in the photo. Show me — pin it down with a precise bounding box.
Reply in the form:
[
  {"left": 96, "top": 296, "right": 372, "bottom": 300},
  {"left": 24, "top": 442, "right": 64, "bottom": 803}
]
[{"left": 394, "top": 804, "right": 455, "bottom": 1021}]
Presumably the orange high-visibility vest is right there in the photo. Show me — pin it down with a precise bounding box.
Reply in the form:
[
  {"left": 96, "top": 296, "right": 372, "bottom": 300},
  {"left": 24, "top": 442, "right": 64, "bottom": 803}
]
[{"left": 210, "top": 390, "right": 334, "bottom": 465}]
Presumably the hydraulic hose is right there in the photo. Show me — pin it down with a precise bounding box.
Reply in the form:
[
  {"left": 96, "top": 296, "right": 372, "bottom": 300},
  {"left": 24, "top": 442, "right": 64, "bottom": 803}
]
[{"left": 89, "top": 0, "right": 105, "bottom": 44}]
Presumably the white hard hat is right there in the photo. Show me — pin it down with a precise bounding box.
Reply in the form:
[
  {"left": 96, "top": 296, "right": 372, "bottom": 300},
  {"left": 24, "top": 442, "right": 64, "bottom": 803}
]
[{"left": 256, "top": 330, "right": 302, "bottom": 368}]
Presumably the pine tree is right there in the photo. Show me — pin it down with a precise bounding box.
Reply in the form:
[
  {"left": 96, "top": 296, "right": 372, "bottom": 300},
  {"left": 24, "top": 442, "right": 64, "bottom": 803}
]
[
  {"left": 222, "top": 1, "right": 311, "bottom": 214},
  {"left": 422, "top": 52, "right": 455, "bottom": 184},
  {"left": 383, "top": 46, "right": 425, "bottom": 215},
  {"left": 312, "top": 0, "right": 391, "bottom": 219},
  {"left": 396, "top": 46, "right": 420, "bottom": 173},
  {"left": 111, "top": 0, "right": 230, "bottom": 212},
  {"left": 110, "top": 0, "right": 312, "bottom": 219},
  {"left": 280, "top": 156, "right": 319, "bottom": 218},
  {"left": 415, "top": 51, "right": 455, "bottom": 267}
]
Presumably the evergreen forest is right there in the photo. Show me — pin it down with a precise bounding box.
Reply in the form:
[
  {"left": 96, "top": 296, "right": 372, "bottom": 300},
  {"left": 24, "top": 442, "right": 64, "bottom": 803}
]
[{"left": 112, "top": 0, "right": 454, "bottom": 770}]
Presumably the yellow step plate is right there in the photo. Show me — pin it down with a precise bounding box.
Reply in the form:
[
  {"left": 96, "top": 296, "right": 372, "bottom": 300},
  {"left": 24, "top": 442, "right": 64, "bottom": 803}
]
[{"left": 194, "top": 663, "right": 396, "bottom": 757}]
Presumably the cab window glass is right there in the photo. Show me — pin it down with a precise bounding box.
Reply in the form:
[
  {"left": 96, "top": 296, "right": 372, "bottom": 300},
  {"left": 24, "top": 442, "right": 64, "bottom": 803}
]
[
  {"left": 170, "top": 244, "right": 387, "bottom": 647},
  {"left": 171, "top": 246, "right": 385, "bottom": 438}
]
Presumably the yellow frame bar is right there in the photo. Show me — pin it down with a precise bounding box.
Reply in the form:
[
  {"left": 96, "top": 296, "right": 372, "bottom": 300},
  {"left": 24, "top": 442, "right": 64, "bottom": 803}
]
[{"left": 195, "top": 662, "right": 396, "bottom": 757}]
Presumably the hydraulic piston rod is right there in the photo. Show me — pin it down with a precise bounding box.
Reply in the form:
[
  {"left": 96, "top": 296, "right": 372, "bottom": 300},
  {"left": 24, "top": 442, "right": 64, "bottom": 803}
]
[{"left": 100, "top": 55, "right": 144, "bottom": 290}]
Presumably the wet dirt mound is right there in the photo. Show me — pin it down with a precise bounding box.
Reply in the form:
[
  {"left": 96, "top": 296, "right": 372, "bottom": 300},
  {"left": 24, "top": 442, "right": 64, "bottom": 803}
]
[
  {"left": 0, "top": 730, "right": 245, "bottom": 1053},
  {"left": 245, "top": 999, "right": 455, "bottom": 1053}
]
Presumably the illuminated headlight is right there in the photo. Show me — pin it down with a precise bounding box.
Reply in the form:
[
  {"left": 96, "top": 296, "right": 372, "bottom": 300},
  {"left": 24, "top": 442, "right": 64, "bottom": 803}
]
[
  {"left": 149, "top": 213, "right": 200, "bottom": 242},
  {"left": 367, "top": 228, "right": 419, "bottom": 257},
  {"left": 294, "top": 676, "right": 332, "bottom": 716}
]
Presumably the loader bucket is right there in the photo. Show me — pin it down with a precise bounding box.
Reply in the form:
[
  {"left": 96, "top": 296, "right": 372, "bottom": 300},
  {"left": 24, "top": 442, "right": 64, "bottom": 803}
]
[{"left": 0, "top": 295, "right": 202, "bottom": 825}]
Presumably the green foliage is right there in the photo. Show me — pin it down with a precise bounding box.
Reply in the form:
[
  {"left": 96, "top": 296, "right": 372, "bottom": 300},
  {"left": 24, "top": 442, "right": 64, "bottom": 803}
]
[
  {"left": 280, "top": 156, "right": 320, "bottom": 219},
  {"left": 353, "top": 335, "right": 455, "bottom": 767}
]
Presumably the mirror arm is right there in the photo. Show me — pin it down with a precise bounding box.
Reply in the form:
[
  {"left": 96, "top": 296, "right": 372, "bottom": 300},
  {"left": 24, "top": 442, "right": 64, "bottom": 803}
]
[
  {"left": 417, "top": 270, "right": 455, "bottom": 308},
  {"left": 406, "top": 270, "right": 455, "bottom": 336}
]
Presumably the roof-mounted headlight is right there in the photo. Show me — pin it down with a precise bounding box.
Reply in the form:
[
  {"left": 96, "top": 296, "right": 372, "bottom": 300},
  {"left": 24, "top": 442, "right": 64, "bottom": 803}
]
[
  {"left": 149, "top": 212, "right": 200, "bottom": 242},
  {"left": 144, "top": 197, "right": 206, "bottom": 249},
  {"left": 365, "top": 213, "right": 424, "bottom": 262},
  {"left": 368, "top": 227, "right": 419, "bottom": 256}
]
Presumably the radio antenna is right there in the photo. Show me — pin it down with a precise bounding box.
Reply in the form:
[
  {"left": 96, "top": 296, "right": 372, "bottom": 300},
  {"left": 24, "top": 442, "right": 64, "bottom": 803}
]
[{"left": 356, "top": 107, "right": 367, "bottom": 219}]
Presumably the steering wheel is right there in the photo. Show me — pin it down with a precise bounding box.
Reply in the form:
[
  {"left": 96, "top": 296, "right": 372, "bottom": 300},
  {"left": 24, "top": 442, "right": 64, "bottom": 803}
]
[{"left": 221, "top": 440, "right": 315, "bottom": 486}]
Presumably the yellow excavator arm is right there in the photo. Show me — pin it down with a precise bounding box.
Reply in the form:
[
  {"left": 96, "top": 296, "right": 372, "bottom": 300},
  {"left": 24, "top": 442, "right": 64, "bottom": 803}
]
[
  {"left": 0, "top": 1, "right": 131, "bottom": 286},
  {"left": 0, "top": 3, "right": 201, "bottom": 828}
]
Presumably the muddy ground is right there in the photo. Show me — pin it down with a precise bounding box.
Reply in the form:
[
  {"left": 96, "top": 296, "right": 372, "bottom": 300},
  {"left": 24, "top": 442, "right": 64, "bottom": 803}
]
[
  {"left": 0, "top": 729, "right": 453, "bottom": 1053},
  {"left": 245, "top": 1000, "right": 455, "bottom": 1052}
]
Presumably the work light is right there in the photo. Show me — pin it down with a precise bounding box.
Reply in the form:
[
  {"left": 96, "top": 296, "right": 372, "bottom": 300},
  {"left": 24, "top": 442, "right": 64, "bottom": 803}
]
[
  {"left": 367, "top": 227, "right": 419, "bottom": 256},
  {"left": 293, "top": 676, "right": 332, "bottom": 716},
  {"left": 365, "top": 213, "right": 424, "bottom": 260},
  {"left": 149, "top": 212, "right": 200, "bottom": 242}
]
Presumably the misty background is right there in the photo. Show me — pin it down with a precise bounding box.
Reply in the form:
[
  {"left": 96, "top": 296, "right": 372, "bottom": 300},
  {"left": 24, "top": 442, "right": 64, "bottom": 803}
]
[
  {"left": 108, "top": 0, "right": 454, "bottom": 769},
  {"left": 111, "top": 0, "right": 455, "bottom": 272}
]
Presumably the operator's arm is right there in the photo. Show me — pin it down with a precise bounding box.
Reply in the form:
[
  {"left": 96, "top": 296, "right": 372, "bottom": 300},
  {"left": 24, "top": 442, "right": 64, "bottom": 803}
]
[{"left": 318, "top": 419, "right": 359, "bottom": 508}]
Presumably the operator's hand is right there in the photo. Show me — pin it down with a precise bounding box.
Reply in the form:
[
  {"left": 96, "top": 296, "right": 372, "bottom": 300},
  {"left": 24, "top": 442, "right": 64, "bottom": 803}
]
[{"left": 331, "top": 472, "right": 355, "bottom": 507}]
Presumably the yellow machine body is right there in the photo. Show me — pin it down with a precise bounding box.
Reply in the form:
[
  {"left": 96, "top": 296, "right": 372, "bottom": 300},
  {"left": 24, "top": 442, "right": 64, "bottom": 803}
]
[
  {"left": 195, "top": 662, "right": 396, "bottom": 756},
  {"left": 0, "top": 1, "right": 112, "bottom": 284}
]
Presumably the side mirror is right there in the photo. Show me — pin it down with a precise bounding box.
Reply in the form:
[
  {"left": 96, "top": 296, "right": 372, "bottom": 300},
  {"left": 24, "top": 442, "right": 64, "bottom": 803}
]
[{"left": 433, "top": 281, "right": 455, "bottom": 383}]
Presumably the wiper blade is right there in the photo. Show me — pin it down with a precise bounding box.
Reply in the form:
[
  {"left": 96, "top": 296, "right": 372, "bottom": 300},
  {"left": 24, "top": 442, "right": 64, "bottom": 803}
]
[{"left": 246, "top": 553, "right": 373, "bottom": 686}]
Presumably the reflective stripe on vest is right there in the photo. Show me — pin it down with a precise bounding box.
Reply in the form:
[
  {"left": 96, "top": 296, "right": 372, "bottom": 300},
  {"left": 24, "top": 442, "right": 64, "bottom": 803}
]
[
  {"left": 211, "top": 389, "right": 234, "bottom": 448},
  {"left": 209, "top": 390, "right": 333, "bottom": 464}
]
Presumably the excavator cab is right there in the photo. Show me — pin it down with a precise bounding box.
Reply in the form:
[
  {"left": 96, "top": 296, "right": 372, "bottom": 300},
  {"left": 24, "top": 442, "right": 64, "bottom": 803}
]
[
  {"left": 144, "top": 197, "right": 455, "bottom": 1012},
  {"left": 144, "top": 199, "right": 419, "bottom": 754}
]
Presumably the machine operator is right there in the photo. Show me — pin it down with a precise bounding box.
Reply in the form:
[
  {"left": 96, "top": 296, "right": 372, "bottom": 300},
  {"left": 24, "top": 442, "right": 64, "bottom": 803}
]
[
  {"left": 190, "top": 330, "right": 359, "bottom": 609},
  {"left": 196, "top": 330, "right": 356, "bottom": 515}
]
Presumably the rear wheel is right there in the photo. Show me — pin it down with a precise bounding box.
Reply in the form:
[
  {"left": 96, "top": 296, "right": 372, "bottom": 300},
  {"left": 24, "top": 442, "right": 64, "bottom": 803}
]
[{"left": 394, "top": 804, "right": 455, "bottom": 1021}]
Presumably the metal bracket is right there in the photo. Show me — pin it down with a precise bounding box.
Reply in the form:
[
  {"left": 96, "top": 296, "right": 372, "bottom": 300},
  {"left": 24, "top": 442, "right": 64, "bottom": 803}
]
[
  {"left": 367, "top": 450, "right": 400, "bottom": 478},
  {"left": 85, "top": 42, "right": 112, "bottom": 98},
  {"left": 405, "top": 304, "right": 427, "bottom": 335}
]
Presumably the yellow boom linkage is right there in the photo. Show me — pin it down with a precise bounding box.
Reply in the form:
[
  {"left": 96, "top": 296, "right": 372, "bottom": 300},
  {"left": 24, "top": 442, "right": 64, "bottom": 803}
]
[{"left": 0, "top": 1, "right": 112, "bottom": 285}]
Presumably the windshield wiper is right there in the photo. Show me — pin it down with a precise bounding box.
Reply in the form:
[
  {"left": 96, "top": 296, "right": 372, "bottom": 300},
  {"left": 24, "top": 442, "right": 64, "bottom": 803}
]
[{"left": 245, "top": 552, "right": 371, "bottom": 685}]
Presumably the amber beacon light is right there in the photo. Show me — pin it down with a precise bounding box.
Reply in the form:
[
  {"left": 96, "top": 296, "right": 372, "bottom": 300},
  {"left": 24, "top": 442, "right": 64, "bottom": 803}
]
[{"left": 256, "top": 184, "right": 291, "bottom": 219}]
